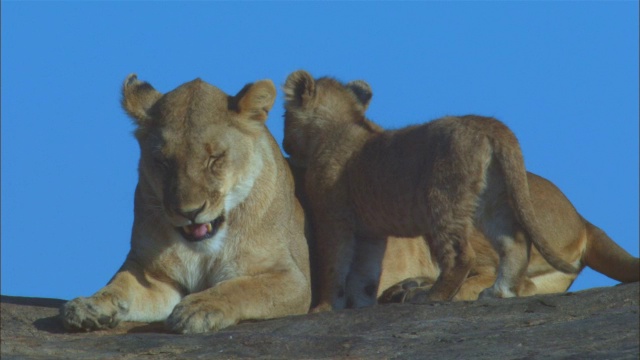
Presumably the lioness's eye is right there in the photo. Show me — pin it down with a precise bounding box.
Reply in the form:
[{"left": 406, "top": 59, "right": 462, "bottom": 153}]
[{"left": 208, "top": 152, "right": 225, "bottom": 170}]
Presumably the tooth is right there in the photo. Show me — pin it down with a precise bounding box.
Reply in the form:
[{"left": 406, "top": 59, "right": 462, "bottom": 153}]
[{"left": 206, "top": 223, "right": 213, "bottom": 232}]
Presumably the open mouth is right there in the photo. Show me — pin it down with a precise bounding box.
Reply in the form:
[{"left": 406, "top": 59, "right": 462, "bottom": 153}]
[{"left": 177, "top": 215, "right": 225, "bottom": 242}]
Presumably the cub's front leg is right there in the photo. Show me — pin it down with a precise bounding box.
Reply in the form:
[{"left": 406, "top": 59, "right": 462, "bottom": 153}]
[
  {"left": 166, "top": 268, "right": 309, "bottom": 334},
  {"left": 310, "top": 212, "right": 358, "bottom": 313},
  {"left": 344, "top": 235, "right": 387, "bottom": 309},
  {"left": 60, "top": 259, "right": 181, "bottom": 331}
]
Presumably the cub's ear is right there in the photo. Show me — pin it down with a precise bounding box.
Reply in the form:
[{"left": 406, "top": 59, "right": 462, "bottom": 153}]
[
  {"left": 236, "top": 79, "right": 277, "bottom": 122},
  {"left": 283, "top": 70, "right": 315, "bottom": 105},
  {"left": 121, "top": 74, "right": 162, "bottom": 125},
  {"left": 346, "top": 80, "right": 373, "bottom": 109}
]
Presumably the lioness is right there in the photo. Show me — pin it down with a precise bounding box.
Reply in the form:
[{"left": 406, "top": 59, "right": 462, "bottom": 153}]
[
  {"left": 60, "top": 75, "right": 311, "bottom": 333},
  {"left": 290, "top": 161, "right": 639, "bottom": 306},
  {"left": 283, "top": 70, "right": 578, "bottom": 311}
]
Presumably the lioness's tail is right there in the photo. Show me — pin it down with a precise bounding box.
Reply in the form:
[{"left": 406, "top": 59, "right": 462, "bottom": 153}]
[
  {"left": 488, "top": 120, "right": 578, "bottom": 274},
  {"left": 584, "top": 221, "right": 639, "bottom": 282}
]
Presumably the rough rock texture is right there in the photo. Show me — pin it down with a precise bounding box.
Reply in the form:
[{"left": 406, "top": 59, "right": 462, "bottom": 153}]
[{"left": 2, "top": 283, "right": 638, "bottom": 359}]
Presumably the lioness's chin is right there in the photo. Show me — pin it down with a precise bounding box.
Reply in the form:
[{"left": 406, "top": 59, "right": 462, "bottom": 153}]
[{"left": 177, "top": 215, "right": 226, "bottom": 243}]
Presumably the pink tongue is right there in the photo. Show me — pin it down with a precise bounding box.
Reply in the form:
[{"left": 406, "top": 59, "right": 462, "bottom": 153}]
[{"left": 192, "top": 224, "right": 209, "bottom": 239}]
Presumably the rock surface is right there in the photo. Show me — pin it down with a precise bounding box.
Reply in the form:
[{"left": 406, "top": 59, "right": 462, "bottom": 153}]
[{"left": 2, "top": 283, "right": 639, "bottom": 359}]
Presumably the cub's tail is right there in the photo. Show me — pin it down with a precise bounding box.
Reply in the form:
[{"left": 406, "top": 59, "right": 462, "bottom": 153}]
[
  {"left": 489, "top": 120, "right": 578, "bottom": 274},
  {"left": 584, "top": 221, "right": 639, "bottom": 283}
]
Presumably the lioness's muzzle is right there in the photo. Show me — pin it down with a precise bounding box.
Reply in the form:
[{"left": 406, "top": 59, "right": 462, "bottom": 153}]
[{"left": 178, "top": 215, "right": 225, "bottom": 242}]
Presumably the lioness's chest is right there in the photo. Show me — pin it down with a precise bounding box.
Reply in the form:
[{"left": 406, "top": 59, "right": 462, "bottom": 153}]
[{"left": 166, "top": 242, "right": 239, "bottom": 294}]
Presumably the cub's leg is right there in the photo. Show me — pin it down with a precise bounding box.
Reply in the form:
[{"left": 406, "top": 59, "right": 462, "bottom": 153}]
[
  {"left": 479, "top": 221, "right": 532, "bottom": 299},
  {"left": 415, "top": 175, "right": 481, "bottom": 302},
  {"left": 400, "top": 237, "right": 475, "bottom": 303},
  {"left": 401, "top": 136, "right": 490, "bottom": 302},
  {"left": 470, "top": 158, "right": 533, "bottom": 299},
  {"left": 405, "top": 228, "right": 475, "bottom": 302},
  {"left": 344, "top": 235, "right": 387, "bottom": 308},
  {"left": 60, "top": 258, "right": 181, "bottom": 331},
  {"left": 166, "top": 268, "right": 309, "bottom": 334},
  {"left": 311, "top": 214, "right": 357, "bottom": 312}
]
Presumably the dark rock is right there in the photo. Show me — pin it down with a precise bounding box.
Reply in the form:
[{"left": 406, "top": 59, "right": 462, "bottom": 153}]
[{"left": 2, "top": 283, "right": 638, "bottom": 359}]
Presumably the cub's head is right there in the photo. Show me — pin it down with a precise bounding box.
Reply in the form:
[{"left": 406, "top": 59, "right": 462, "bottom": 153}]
[
  {"left": 282, "top": 70, "right": 373, "bottom": 166},
  {"left": 122, "top": 74, "right": 276, "bottom": 243}
]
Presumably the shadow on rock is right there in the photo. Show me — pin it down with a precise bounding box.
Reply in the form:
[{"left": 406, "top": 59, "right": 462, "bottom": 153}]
[
  {"left": 33, "top": 315, "right": 67, "bottom": 334},
  {"left": 1, "top": 295, "right": 66, "bottom": 308}
]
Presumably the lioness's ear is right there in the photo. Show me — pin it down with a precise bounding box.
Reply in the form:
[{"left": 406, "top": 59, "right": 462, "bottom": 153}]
[
  {"left": 236, "top": 79, "right": 277, "bottom": 122},
  {"left": 283, "top": 70, "right": 315, "bottom": 105},
  {"left": 121, "top": 74, "right": 162, "bottom": 125},
  {"left": 346, "top": 80, "right": 373, "bottom": 109}
]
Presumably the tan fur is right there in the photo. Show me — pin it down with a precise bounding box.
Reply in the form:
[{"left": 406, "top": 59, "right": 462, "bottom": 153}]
[
  {"left": 288, "top": 158, "right": 434, "bottom": 306},
  {"left": 379, "top": 172, "right": 640, "bottom": 303},
  {"left": 283, "top": 70, "right": 579, "bottom": 311},
  {"left": 60, "top": 74, "right": 311, "bottom": 333},
  {"left": 291, "top": 158, "right": 639, "bottom": 305}
]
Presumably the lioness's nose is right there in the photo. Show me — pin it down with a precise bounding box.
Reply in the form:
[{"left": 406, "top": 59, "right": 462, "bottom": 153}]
[{"left": 178, "top": 203, "right": 206, "bottom": 222}]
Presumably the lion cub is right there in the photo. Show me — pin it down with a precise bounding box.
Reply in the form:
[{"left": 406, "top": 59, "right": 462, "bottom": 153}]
[
  {"left": 60, "top": 75, "right": 311, "bottom": 333},
  {"left": 283, "top": 70, "right": 577, "bottom": 311}
]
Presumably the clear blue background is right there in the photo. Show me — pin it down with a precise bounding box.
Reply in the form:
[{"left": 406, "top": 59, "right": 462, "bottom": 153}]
[{"left": 2, "top": 2, "right": 638, "bottom": 300}]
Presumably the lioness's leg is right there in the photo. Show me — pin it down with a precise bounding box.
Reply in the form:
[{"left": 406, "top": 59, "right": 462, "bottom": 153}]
[
  {"left": 379, "top": 270, "right": 497, "bottom": 303},
  {"left": 345, "top": 235, "right": 387, "bottom": 308},
  {"left": 60, "top": 258, "right": 181, "bottom": 331},
  {"left": 528, "top": 271, "right": 574, "bottom": 295},
  {"left": 452, "top": 273, "right": 497, "bottom": 301},
  {"left": 379, "top": 273, "right": 496, "bottom": 303},
  {"left": 166, "top": 268, "right": 308, "bottom": 334}
]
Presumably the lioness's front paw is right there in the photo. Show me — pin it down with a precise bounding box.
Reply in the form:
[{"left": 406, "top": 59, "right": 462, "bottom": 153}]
[
  {"left": 166, "top": 296, "right": 235, "bottom": 334},
  {"left": 378, "top": 277, "right": 432, "bottom": 304},
  {"left": 60, "top": 296, "right": 126, "bottom": 331}
]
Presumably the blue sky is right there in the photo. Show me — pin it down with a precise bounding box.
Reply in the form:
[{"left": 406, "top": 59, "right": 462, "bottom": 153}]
[{"left": 2, "top": 2, "right": 638, "bottom": 300}]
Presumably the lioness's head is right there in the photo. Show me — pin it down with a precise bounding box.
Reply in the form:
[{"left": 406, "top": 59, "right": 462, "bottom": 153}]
[
  {"left": 122, "top": 74, "right": 276, "bottom": 243},
  {"left": 282, "top": 70, "right": 375, "bottom": 166}
]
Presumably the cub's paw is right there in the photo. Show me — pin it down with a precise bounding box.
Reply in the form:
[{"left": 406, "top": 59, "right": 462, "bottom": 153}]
[
  {"left": 479, "top": 286, "right": 517, "bottom": 299},
  {"left": 309, "top": 302, "right": 333, "bottom": 314},
  {"left": 378, "top": 277, "right": 432, "bottom": 304},
  {"left": 166, "top": 295, "right": 236, "bottom": 334},
  {"left": 60, "top": 296, "right": 127, "bottom": 331}
]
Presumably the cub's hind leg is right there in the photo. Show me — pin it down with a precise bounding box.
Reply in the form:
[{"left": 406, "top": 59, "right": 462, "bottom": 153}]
[
  {"left": 401, "top": 196, "right": 480, "bottom": 301},
  {"left": 404, "top": 145, "right": 487, "bottom": 302},
  {"left": 402, "top": 129, "right": 494, "bottom": 302},
  {"left": 478, "top": 212, "right": 533, "bottom": 299},
  {"left": 414, "top": 227, "right": 476, "bottom": 302},
  {"left": 475, "top": 158, "right": 534, "bottom": 299}
]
